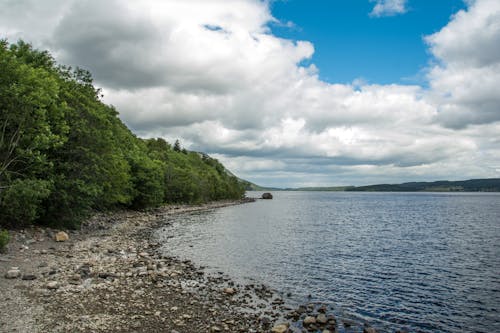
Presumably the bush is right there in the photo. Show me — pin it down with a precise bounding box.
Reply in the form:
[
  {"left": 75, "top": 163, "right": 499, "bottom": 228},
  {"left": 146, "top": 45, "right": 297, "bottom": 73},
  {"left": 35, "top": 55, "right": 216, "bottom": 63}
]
[
  {"left": 0, "top": 230, "right": 9, "bottom": 253},
  {"left": 0, "top": 179, "right": 51, "bottom": 228}
]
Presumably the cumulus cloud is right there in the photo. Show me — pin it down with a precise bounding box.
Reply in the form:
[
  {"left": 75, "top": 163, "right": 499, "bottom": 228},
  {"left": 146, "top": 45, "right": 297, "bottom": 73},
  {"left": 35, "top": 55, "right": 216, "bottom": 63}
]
[
  {"left": 0, "top": 0, "right": 499, "bottom": 186},
  {"left": 425, "top": 0, "right": 500, "bottom": 128},
  {"left": 369, "top": 0, "right": 408, "bottom": 17}
]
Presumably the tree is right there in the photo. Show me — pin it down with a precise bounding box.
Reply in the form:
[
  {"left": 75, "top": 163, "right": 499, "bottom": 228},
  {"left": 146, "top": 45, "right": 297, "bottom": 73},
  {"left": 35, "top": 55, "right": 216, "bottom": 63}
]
[{"left": 173, "top": 139, "right": 181, "bottom": 152}]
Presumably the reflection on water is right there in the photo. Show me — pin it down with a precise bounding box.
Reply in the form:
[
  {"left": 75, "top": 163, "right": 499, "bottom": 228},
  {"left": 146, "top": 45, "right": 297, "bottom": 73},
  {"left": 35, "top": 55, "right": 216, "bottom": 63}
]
[{"left": 158, "top": 192, "right": 500, "bottom": 333}]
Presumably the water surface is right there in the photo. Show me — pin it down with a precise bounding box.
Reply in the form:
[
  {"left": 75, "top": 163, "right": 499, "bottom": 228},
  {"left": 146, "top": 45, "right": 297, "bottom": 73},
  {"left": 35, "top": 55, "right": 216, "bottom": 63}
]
[{"left": 158, "top": 192, "right": 500, "bottom": 332}]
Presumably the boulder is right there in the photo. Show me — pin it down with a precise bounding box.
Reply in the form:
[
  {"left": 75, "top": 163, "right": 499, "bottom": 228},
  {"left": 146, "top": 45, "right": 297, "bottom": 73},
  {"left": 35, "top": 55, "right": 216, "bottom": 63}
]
[
  {"left": 303, "top": 316, "right": 316, "bottom": 325},
  {"left": 261, "top": 192, "right": 273, "bottom": 199},
  {"left": 54, "top": 231, "right": 69, "bottom": 242}
]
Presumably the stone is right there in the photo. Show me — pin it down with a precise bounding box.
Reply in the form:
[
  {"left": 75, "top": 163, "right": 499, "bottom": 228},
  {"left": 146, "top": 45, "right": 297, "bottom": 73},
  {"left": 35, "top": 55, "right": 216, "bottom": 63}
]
[
  {"left": 223, "top": 287, "right": 236, "bottom": 295},
  {"left": 261, "top": 192, "right": 273, "bottom": 199},
  {"left": 303, "top": 316, "right": 316, "bottom": 325},
  {"left": 46, "top": 281, "right": 59, "bottom": 290},
  {"left": 55, "top": 231, "right": 69, "bottom": 242},
  {"left": 317, "top": 313, "right": 328, "bottom": 324},
  {"left": 318, "top": 305, "right": 327, "bottom": 313},
  {"left": 363, "top": 327, "right": 377, "bottom": 333},
  {"left": 22, "top": 274, "right": 37, "bottom": 280},
  {"left": 271, "top": 323, "right": 289, "bottom": 333},
  {"left": 5, "top": 268, "right": 21, "bottom": 279}
]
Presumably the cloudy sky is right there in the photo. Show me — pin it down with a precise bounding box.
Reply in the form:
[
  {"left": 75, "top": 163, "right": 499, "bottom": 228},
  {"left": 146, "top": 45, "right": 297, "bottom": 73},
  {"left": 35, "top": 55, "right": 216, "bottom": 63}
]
[{"left": 1, "top": 0, "right": 499, "bottom": 187}]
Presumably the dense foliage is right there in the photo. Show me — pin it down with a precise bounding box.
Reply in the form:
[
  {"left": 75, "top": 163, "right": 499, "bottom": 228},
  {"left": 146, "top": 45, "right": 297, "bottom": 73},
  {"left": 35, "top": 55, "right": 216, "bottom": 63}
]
[
  {"left": 0, "top": 41, "right": 245, "bottom": 228},
  {"left": 0, "top": 229, "right": 8, "bottom": 252}
]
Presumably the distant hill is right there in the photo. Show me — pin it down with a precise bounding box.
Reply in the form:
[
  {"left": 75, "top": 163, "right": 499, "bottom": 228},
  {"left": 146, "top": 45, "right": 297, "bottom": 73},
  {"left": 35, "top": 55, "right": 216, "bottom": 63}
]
[
  {"left": 239, "top": 179, "right": 280, "bottom": 191},
  {"left": 289, "top": 178, "right": 500, "bottom": 192}
]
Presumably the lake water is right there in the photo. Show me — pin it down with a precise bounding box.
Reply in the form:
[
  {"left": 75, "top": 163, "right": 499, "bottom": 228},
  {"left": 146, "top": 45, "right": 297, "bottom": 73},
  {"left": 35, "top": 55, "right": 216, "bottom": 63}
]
[{"left": 158, "top": 192, "right": 500, "bottom": 332}]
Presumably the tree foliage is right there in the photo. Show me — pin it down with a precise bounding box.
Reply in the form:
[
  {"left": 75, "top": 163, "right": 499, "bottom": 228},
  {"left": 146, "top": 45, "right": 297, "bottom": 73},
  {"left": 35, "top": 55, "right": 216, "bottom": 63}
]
[{"left": 0, "top": 40, "right": 245, "bottom": 229}]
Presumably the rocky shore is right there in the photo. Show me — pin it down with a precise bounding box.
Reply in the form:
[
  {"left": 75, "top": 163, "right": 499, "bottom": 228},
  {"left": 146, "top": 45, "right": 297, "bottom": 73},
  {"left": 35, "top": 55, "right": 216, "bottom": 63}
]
[{"left": 0, "top": 199, "right": 380, "bottom": 333}]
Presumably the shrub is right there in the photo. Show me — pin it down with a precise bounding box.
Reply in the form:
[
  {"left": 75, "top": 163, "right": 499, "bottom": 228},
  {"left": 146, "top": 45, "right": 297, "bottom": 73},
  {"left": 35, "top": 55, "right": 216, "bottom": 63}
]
[
  {"left": 0, "top": 230, "right": 9, "bottom": 253},
  {"left": 0, "top": 179, "right": 51, "bottom": 228}
]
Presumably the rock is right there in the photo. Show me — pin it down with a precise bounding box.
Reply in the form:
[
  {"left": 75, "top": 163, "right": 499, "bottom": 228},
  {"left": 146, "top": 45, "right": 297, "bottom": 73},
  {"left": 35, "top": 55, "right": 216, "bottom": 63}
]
[
  {"left": 303, "top": 316, "right": 316, "bottom": 325},
  {"left": 343, "top": 319, "right": 355, "bottom": 328},
  {"left": 223, "top": 287, "right": 236, "bottom": 295},
  {"left": 260, "top": 317, "right": 271, "bottom": 327},
  {"left": 271, "top": 323, "right": 289, "bottom": 333},
  {"left": 5, "top": 268, "right": 21, "bottom": 279},
  {"left": 363, "top": 327, "right": 377, "bottom": 333},
  {"left": 261, "top": 192, "right": 273, "bottom": 199},
  {"left": 46, "top": 281, "right": 59, "bottom": 290},
  {"left": 22, "top": 274, "right": 37, "bottom": 280},
  {"left": 69, "top": 274, "right": 82, "bottom": 281},
  {"left": 54, "top": 231, "right": 69, "bottom": 242},
  {"left": 318, "top": 305, "right": 327, "bottom": 313},
  {"left": 317, "top": 313, "right": 328, "bottom": 324}
]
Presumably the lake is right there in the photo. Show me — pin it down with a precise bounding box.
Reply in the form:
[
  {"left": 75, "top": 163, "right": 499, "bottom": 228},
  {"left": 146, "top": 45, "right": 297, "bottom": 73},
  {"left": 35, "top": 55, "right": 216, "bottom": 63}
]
[{"left": 158, "top": 192, "right": 500, "bottom": 332}]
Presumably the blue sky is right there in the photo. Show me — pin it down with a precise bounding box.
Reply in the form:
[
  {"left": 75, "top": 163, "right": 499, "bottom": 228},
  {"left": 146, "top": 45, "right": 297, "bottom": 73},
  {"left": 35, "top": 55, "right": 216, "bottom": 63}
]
[
  {"left": 1, "top": 0, "right": 499, "bottom": 187},
  {"left": 270, "top": 0, "right": 466, "bottom": 85}
]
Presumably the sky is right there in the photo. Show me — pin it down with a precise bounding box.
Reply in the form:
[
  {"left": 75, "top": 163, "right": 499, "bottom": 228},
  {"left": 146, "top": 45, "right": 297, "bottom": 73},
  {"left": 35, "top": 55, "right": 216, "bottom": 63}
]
[{"left": 1, "top": 0, "right": 499, "bottom": 187}]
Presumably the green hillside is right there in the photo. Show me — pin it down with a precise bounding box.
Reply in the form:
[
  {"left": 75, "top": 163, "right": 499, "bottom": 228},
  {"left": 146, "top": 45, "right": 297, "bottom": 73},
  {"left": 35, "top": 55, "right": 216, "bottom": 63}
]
[
  {"left": 290, "top": 178, "right": 500, "bottom": 192},
  {"left": 0, "top": 40, "right": 245, "bottom": 229},
  {"left": 344, "top": 178, "right": 500, "bottom": 192}
]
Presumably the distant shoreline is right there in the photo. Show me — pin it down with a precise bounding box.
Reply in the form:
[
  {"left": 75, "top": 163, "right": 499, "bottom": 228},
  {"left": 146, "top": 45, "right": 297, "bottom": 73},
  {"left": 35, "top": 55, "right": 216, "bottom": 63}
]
[{"left": 247, "top": 178, "right": 500, "bottom": 192}]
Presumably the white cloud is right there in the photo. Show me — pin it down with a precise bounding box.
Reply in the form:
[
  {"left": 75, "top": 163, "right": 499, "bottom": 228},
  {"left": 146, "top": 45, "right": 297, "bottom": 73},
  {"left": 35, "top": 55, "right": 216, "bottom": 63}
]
[
  {"left": 0, "top": 0, "right": 499, "bottom": 187},
  {"left": 369, "top": 0, "right": 408, "bottom": 17},
  {"left": 425, "top": 0, "right": 500, "bottom": 129}
]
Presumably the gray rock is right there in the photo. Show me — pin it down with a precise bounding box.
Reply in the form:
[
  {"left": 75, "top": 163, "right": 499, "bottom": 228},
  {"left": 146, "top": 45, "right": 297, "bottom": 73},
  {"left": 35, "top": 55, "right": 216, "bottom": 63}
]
[
  {"left": 5, "top": 268, "right": 21, "bottom": 279},
  {"left": 46, "top": 281, "right": 59, "bottom": 290},
  {"left": 317, "top": 313, "right": 328, "bottom": 324},
  {"left": 21, "top": 274, "right": 37, "bottom": 280},
  {"left": 261, "top": 192, "right": 273, "bottom": 199}
]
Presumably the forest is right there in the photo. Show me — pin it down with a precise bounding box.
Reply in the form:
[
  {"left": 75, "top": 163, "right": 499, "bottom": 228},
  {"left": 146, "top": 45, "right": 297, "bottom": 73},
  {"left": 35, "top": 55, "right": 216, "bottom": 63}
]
[{"left": 0, "top": 40, "right": 245, "bottom": 230}]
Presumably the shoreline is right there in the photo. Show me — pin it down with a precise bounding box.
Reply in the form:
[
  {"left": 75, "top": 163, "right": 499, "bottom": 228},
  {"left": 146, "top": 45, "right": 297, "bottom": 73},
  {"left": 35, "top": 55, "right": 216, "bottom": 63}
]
[{"left": 0, "top": 199, "right": 376, "bottom": 333}]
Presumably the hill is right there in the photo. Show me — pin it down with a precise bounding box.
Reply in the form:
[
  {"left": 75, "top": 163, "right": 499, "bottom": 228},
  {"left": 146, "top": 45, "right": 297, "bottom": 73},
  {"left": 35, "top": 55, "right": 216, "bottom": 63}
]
[
  {"left": 0, "top": 41, "right": 245, "bottom": 229},
  {"left": 289, "top": 178, "right": 500, "bottom": 192}
]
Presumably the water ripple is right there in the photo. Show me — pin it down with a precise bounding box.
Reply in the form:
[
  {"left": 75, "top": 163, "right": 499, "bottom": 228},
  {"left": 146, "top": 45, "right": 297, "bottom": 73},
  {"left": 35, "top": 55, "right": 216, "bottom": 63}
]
[{"left": 158, "top": 192, "right": 500, "bottom": 333}]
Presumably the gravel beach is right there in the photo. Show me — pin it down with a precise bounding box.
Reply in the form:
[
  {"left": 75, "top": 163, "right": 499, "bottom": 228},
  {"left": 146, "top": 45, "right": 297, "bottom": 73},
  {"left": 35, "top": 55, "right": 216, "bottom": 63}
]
[{"left": 0, "top": 199, "right": 374, "bottom": 333}]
